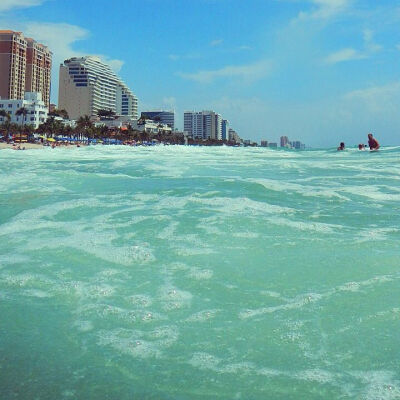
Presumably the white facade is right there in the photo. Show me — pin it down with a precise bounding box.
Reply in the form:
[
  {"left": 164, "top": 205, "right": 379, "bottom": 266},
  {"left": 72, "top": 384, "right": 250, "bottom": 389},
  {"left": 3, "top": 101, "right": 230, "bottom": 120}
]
[
  {"left": 0, "top": 91, "right": 48, "bottom": 128},
  {"left": 59, "top": 56, "right": 138, "bottom": 121},
  {"left": 133, "top": 119, "right": 172, "bottom": 134},
  {"left": 229, "top": 128, "right": 241, "bottom": 143},
  {"left": 141, "top": 110, "right": 175, "bottom": 130}
]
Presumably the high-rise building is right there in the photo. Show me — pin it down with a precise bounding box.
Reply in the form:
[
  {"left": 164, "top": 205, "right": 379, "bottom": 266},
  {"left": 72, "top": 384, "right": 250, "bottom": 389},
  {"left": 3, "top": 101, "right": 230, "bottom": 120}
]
[
  {"left": 228, "top": 128, "right": 241, "bottom": 144},
  {"left": 58, "top": 56, "right": 138, "bottom": 120},
  {"left": 25, "top": 38, "right": 52, "bottom": 106},
  {"left": 280, "top": 136, "right": 289, "bottom": 147},
  {"left": 222, "top": 119, "right": 229, "bottom": 141},
  {"left": 0, "top": 30, "right": 52, "bottom": 104},
  {"left": 183, "top": 110, "right": 222, "bottom": 140},
  {"left": 261, "top": 140, "right": 268, "bottom": 147},
  {"left": 293, "top": 140, "right": 303, "bottom": 149},
  {"left": 184, "top": 111, "right": 203, "bottom": 138},
  {"left": 141, "top": 110, "right": 174, "bottom": 129}
]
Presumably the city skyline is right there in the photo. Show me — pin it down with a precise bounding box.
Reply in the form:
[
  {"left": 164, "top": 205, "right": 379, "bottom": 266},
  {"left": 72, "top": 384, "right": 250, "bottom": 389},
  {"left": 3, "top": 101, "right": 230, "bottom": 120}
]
[{"left": 1, "top": 0, "right": 400, "bottom": 146}]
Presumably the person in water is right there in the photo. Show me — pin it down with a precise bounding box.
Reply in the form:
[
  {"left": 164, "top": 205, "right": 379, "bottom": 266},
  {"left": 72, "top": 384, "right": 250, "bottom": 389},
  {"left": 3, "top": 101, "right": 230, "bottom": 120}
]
[
  {"left": 358, "top": 144, "right": 366, "bottom": 150},
  {"left": 337, "top": 142, "right": 345, "bottom": 151},
  {"left": 368, "top": 133, "right": 380, "bottom": 150}
]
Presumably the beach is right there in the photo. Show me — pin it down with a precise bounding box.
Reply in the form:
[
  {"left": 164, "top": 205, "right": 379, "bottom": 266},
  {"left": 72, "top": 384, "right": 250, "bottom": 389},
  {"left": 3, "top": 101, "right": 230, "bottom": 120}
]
[
  {"left": 0, "top": 142, "right": 85, "bottom": 150},
  {"left": 0, "top": 142, "right": 44, "bottom": 150},
  {"left": 1, "top": 145, "right": 399, "bottom": 399}
]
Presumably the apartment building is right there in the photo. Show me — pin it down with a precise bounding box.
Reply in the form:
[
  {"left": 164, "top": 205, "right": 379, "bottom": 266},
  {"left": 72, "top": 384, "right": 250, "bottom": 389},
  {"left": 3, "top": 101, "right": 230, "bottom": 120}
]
[
  {"left": 184, "top": 110, "right": 222, "bottom": 140},
  {"left": 0, "top": 92, "right": 48, "bottom": 129},
  {"left": 0, "top": 30, "right": 51, "bottom": 105}
]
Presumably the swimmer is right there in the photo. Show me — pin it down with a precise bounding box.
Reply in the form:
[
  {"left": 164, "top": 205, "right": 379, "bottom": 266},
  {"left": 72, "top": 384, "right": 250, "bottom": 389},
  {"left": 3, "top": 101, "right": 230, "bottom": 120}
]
[
  {"left": 337, "top": 142, "right": 345, "bottom": 151},
  {"left": 358, "top": 144, "right": 366, "bottom": 150},
  {"left": 368, "top": 133, "right": 380, "bottom": 150}
]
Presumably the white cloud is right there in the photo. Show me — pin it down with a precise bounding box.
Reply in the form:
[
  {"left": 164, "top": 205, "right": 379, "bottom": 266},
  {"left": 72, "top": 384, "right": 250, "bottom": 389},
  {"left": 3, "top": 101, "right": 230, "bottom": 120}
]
[
  {"left": 0, "top": 0, "right": 45, "bottom": 13},
  {"left": 324, "top": 48, "right": 366, "bottom": 64},
  {"left": 162, "top": 97, "right": 176, "bottom": 109},
  {"left": 0, "top": 19, "right": 125, "bottom": 103},
  {"left": 168, "top": 53, "right": 201, "bottom": 61},
  {"left": 237, "top": 45, "right": 252, "bottom": 51},
  {"left": 344, "top": 81, "right": 400, "bottom": 114},
  {"left": 22, "top": 22, "right": 124, "bottom": 72},
  {"left": 210, "top": 39, "right": 223, "bottom": 47},
  {"left": 178, "top": 59, "right": 272, "bottom": 84},
  {"left": 362, "top": 29, "right": 382, "bottom": 52},
  {"left": 323, "top": 29, "right": 382, "bottom": 64},
  {"left": 23, "top": 22, "right": 88, "bottom": 61},
  {"left": 296, "top": 0, "right": 351, "bottom": 20}
]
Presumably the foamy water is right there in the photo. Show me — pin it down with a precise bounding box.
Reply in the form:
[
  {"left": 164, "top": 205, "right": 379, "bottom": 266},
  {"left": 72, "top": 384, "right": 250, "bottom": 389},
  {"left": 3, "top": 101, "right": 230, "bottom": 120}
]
[{"left": 1, "top": 145, "right": 400, "bottom": 399}]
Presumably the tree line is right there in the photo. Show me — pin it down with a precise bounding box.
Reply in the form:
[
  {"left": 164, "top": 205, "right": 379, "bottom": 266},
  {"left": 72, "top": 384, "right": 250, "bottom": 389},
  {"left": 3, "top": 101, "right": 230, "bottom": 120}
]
[{"left": 0, "top": 108, "right": 240, "bottom": 146}]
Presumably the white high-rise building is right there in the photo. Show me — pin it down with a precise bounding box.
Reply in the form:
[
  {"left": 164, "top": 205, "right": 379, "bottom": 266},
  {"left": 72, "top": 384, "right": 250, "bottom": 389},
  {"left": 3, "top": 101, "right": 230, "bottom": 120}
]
[
  {"left": 0, "top": 92, "right": 48, "bottom": 128},
  {"left": 184, "top": 110, "right": 222, "bottom": 140},
  {"left": 58, "top": 56, "right": 138, "bottom": 120}
]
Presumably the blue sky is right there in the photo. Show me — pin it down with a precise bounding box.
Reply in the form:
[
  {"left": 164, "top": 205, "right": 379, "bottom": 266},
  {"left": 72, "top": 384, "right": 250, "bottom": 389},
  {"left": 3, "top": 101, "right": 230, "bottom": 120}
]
[{"left": 1, "top": 0, "right": 400, "bottom": 146}]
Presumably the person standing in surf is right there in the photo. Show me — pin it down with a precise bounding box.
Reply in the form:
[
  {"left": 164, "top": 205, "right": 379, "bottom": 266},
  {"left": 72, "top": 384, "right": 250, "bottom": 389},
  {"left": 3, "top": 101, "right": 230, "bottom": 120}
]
[
  {"left": 368, "top": 133, "right": 380, "bottom": 150},
  {"left": 337, "top": 142, "right": 345, "bottom": 151}
]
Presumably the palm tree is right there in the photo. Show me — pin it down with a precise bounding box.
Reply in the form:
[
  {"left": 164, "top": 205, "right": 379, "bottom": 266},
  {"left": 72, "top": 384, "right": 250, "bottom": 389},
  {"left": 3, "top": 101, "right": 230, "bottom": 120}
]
[
  {"left": 0, "top": 110, "right": 11, "bottom": 142},
  {"left": 15, "top": 107, "right": 28, "bottom": 125},
  {"left": 15, "top": 107, "right": 29, "bottom": 142},
  {"left": 97, "top": 109, "right": 115, "bottom": 120},
  {"left": 0, "top": 109, "right": 10, "bottom": 121},
  {"left": 48, "top": 108, "right": 69, "bottom": 119}
]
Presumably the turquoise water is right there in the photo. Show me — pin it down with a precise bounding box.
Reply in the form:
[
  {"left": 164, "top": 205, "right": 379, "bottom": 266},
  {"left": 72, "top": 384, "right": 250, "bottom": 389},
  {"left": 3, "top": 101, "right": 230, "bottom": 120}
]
[{"left": 1, "top": 145, "right": 400, "bottom": 399}]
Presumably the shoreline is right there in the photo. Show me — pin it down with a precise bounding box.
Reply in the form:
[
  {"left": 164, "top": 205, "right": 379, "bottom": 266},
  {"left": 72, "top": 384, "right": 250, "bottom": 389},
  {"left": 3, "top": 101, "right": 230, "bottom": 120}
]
[{"left": 0, "top": 143, "right": 83, "bottom": 150}]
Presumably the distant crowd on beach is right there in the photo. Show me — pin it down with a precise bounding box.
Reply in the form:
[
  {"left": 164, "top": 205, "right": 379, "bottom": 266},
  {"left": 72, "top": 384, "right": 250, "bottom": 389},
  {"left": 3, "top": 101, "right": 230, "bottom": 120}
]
[{"left": 337, "top": 133, "right": 380, "bottom": 151}]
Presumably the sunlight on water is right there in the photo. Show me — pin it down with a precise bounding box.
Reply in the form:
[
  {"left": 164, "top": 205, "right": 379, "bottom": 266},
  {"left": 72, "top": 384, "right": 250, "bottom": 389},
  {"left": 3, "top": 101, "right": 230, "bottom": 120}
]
[{"left": 1, "top": 146, "right": 400, "bottom": 399}]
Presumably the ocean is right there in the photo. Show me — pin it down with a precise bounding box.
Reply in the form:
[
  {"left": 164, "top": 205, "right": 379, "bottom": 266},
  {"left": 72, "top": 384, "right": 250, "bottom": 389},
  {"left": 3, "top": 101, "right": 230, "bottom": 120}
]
[{"left": 0, "top": 145, "right": 399, "bottom": 399}]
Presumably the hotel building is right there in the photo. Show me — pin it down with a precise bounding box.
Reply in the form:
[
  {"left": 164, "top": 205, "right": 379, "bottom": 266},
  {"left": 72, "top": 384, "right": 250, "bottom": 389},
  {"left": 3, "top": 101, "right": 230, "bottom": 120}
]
[
  {"left": 228, "top": 128, "right": 241, "bottom": 144},
  {"left": 222, "top": 119, "right": 229, "bottom": 141},
  {"left": 0, "top": 30, "right": 52, "bottom": 105},
  {"left": 0, "top": 92, "right": 48, "bottom": 128},
  {"left": 280, "top": 136, "right": 289, "bottom": 147},
  {"left": 58, "top": 56, "right": 138, "bottom": 120},
  {"left": 184, "top": 110, "right": 222, "bottom": 140},
  {"left": 141, "top": 110, "right": 175, "bottom": 130}
]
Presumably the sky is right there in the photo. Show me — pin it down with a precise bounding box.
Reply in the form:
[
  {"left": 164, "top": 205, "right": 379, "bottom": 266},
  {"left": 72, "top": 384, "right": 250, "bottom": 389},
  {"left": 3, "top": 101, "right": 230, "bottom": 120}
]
[{"left": 1, "top": 0, "right": 400, "bottom": 146}]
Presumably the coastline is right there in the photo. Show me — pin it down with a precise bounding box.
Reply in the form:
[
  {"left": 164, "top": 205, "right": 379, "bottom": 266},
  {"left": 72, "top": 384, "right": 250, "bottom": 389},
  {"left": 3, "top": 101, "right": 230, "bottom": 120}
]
[{"left": 0, "top": 143, "right": 81, "bottom": 150}]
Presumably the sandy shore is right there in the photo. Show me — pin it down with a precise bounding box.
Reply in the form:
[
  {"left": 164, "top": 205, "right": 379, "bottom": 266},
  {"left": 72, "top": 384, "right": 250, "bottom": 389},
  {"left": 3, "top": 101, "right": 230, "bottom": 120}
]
[
  {"left": 0, "top": 143, "right": 44, "bottom": 150},
  {"left": 0, "top": 143, "right": 81, "bottom": 150}
]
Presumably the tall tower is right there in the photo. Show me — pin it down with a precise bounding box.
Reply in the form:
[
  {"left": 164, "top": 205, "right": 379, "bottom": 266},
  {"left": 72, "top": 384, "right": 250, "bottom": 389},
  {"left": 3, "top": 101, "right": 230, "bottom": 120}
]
[
  {"left": 0, "top": 30, "right": 52, "bottom": 104},
  {"left": 25, "top": 38, "right": 52, "bottom": 106},
  {"left": 0, "top": 31, "right": 27, "bottom": 100}
]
